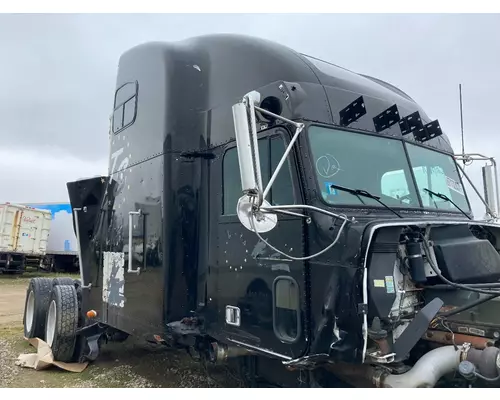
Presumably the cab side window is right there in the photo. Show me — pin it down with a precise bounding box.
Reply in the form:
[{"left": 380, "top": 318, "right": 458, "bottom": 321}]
[{"left": 223, "top": 134, "right": 294, "bottom": 215}]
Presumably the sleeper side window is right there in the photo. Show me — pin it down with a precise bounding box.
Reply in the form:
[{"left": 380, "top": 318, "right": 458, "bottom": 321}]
[
  {"left": 112, "top": 81, "right": 138, "bottom": 134},
  {"left": 222, "top": 134, "right": 295, "bottom": 215}
]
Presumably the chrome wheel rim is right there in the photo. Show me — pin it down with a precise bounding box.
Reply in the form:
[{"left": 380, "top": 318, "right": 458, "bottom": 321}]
[
  {"left": 46, "top": 300, "right": 56, "bottom": 347},
  {"left": 26, "top": 290, "right": 35, "bottom": 333}
]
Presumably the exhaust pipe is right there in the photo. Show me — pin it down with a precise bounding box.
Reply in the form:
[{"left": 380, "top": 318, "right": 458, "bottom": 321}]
[
  {"left": 376, "top": 345, "right": 500, "bottom": 388},
  {"left": 328, "top": 344, "right": 500, "bottom": 388},
  {"left": 379, "top": 345, "right": 464, "bottom": 388},
  {"left": 209, "top": 342, "right": 253, "bottom": 364}
]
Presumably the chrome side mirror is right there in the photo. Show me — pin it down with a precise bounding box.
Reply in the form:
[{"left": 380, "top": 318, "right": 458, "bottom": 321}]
[
  {"left": 232, "top": 91, "right": 278, "bottom": 233},
  {"left": 231, "top": 90, "right": 308, "bottom": 233},
  {"left": 482, "top": 163, "right": 499, "bottom": 219},
  {"left": 454, "top": 153, "right": 499, "bottom": 221},
  {"left": 232, "top": 91, "right": 263, "bottom": 202}
]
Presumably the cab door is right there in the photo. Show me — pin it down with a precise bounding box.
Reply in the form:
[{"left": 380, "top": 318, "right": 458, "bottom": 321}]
[{"left": 212, "top": 128, "right": 309, "bottom": 359}]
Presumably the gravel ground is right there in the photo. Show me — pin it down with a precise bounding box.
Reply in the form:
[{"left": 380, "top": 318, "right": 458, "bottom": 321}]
[
  {"left": 0, "top": 274, "right": 242, "bottom": 388},
  {"left": 0, "top": 336, "right": 21, "bottom": 387}
]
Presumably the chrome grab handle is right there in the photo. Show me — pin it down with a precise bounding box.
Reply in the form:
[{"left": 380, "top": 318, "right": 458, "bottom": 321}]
[
  {"left": 128, "top": 209, "right": 142, "bottom": 275},
  {"left": 73, "top": 207, "right": 91, "bottom": 289}
]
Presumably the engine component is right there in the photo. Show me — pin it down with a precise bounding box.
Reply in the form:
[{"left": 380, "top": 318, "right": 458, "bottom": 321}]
[
  {"left": 458, "top": 360, "right": 476, "bottom": 381},
  {"left": 368, "top": 317, "right": 390, "bottom": 355},
  {"left": 380, "top": 344, "right": 464, "bottom": 388},
  {"left": 466, "top": 346, "right": 500, "bottom": 380},
  {"left": 392, "top": 297, "right": 443, "bottom": 362},
  {"left": 458, "top": 348, "right": 500, "bottom": 384},
  {"left": 327, "top": 344, "right": 500, "bottom": 388},
  {"left": 405, "top": 234, "right": 427, "bottom": 284},
  {"left": 423, "top": 329, "right": 495, "bottom": 349},
  {"left": 378, "top": 344, "right": 500, "bottom": 387},
  {"left": 366, "top": 229, "right": 400, "bottom": 321},
  {"left": 430, "top": 225, "right": 500, "bottom": 284},
  {"left": 424, "top": 283, "right": 500, "bottom": 340}
]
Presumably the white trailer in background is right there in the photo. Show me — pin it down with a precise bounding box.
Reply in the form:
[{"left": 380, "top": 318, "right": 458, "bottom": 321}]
[
  {"left": 22, "top": 202, "right": 79, "bottom": 273},
  {"left": 0, "top": 203, "right": 51, "bottom": 273}
]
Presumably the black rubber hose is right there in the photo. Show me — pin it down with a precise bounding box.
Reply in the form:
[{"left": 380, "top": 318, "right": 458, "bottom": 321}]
[
  {"left": 426, "top": 283, "right": 500, "bottom": 289},
  {"left": 475, "top": 371, "right": 500, "bottom": 382}
]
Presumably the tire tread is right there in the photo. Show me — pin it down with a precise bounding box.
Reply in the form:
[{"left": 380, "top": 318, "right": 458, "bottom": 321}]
[
  {"left": 23, "top": 277, "right": 53, "bottom": 338},
  {"left": 48, "top": 284, "right": 78, "bottom": 362}
]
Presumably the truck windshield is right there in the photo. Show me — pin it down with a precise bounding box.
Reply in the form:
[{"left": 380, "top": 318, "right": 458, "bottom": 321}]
[
  {"left": 405, "top": 143, "right": 470, "bottom": 213},
  {"left": 308, "top": 126, "right": 420, "bottom": 208},
  {"left": 307, "top": 125, "right": 469, "bottom": 213}
]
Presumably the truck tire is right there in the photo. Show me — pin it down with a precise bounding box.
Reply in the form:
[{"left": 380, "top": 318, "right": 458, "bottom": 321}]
[
  {"left": 52, "top": 277, "right": 75, "bottom": 287},
  {"left": 23, "top": 277, "right": 53, "bottom": 339},
  {"left": 45, "top": 284, "right": 79, "bottom": 362}
]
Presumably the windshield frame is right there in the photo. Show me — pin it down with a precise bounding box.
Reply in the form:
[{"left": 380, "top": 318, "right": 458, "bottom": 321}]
[{"left": 305, "top": 122, "right": 473, "bottom": 216}]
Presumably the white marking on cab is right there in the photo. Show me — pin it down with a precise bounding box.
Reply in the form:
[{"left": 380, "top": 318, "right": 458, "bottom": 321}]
[{"left": 102, "top": 251, "right": 126, "bottom": 308}]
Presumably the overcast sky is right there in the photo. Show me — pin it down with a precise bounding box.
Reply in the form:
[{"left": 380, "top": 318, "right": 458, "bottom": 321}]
[{"left": 0, "top": 13, "right": 499, "bottom": 219}]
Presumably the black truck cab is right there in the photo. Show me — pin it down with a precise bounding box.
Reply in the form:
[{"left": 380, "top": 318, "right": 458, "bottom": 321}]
[{"left": 61, "top": 34, "right": 500, "bottom": 388}]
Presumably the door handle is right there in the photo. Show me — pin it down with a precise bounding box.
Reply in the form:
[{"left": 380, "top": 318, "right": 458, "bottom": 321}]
[{"left": 128, "top": 209, "right": 142, "bottom": 275}]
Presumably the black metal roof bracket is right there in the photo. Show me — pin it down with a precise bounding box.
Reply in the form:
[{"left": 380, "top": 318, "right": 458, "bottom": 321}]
[
  {"left": 373, "top": 104, "right": 401, "bottom": 133},
  {"left": 398, "top": 110, "right": 424, "bottom": 136},
  {"left": 339, "top": 95, "right": 366, "bottom": 127}
]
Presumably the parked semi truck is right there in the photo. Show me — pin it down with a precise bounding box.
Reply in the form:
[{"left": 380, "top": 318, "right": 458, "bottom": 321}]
[{"left": 22, "top": 34, "right": 500, "bottom": 388}]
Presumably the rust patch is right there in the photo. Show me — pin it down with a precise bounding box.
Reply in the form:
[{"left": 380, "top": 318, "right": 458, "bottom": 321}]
[{"left": 423, "top": 329, "right": 494, "bottom": 349}]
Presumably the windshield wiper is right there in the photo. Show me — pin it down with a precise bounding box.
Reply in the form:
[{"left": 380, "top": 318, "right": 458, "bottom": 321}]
[
  {"left": 423, "top": 188, "right": 471, "bottom": 220},
  {"left": 330, "top": 184, "right": 403, "bottom": 218}
]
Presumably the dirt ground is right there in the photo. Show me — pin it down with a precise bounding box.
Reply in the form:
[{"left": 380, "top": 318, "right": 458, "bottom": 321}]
[{"left": 0, "top": 272, "right": 242, "bottom": 388}]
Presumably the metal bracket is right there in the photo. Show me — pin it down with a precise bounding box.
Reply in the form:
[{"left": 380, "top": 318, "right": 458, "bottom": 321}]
[
  {"left": 398, "top": 111, "right": 424, "bottom": 136},
  {"left": 412, "top": 119, "right": 443, "bottom": 142},
  {"left": 84, "top": 333, "right": 102, "bottom": 362},
  {"left": 339, "top": 96, "right": 366, "bottom": 127},
  {"left": 128, "top": 209, "right": 142, "bottom": 275},
  {"left": 373, "top": 104, "right": 400, "bottom": 132},
  {"left": 73, "top": 207, "right": 91, "bottom": 290},
  {"left": 421, "top": 120, "right": 443, "bottom": 141},
  {"left": 366, "top": 350, "right": 396, "bottom": 364}
]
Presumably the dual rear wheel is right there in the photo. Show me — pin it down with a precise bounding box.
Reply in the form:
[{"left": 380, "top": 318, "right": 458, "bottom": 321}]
[{"left": 23, "top": 277, "right": 80, "bottom": 362}]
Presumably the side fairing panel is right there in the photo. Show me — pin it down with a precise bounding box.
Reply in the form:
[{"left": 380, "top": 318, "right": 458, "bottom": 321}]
[
  {"left": 104, "top": 149, "right": 165, "bottom": 334},
  {"left": 66, "top": 176, "right": 108, "bottom": 323},
  {"left": 101, "top": 155, "right": 164, "bottom": 334}
]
